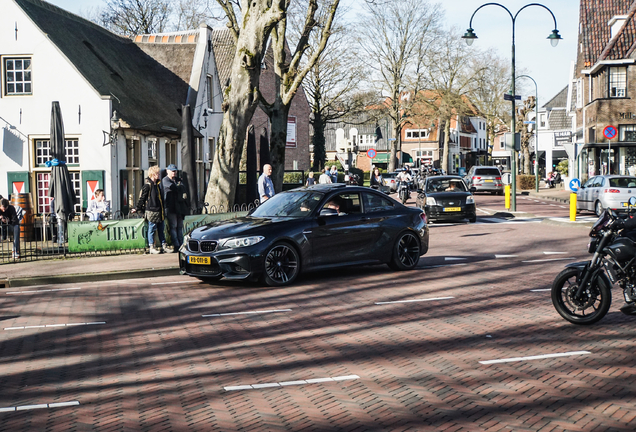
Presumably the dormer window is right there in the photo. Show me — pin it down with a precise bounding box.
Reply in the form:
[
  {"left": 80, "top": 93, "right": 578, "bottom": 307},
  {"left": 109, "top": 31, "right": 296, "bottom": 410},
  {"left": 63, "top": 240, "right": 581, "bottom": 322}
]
[{"left": 609, "top": 66, "right": 627, "bottom": 98}]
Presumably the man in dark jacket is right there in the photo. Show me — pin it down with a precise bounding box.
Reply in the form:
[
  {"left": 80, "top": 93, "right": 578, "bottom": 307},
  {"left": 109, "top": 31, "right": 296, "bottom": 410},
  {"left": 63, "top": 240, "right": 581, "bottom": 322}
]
[
  {"left": 132, "top": 165, "right": 166, "bottom": 254},
  {"left": 162, "top": 164, "right": 184, "bottom": 251},
  {"left": 0, "top": 198, "right": 21, "bottom": 259}
]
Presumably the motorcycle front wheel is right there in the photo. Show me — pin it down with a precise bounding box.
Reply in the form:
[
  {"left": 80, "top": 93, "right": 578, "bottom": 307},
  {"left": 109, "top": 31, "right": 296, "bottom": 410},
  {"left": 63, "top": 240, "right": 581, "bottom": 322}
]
[{"left": 551, "top": 267, "right": 612, "bottom": 325}]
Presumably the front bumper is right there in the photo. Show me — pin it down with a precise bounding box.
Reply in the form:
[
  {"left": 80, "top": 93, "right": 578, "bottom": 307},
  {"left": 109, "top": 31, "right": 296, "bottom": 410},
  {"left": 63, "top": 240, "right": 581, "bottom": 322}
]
[
  {"left": 425, "top": 203, "right": 476, "bottom": 221},
  {"left": 179, "top": 245, "right": 265, "bottom": 280}
]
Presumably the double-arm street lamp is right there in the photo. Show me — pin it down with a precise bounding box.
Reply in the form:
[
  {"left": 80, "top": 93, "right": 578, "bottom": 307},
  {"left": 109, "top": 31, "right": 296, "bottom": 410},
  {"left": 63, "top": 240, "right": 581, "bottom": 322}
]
[
  {"left": 517, "top": 74, "right": 539, "bottom": 192},
  {"left": 462, "top": 2, "right": 561, "bottom": 212}
]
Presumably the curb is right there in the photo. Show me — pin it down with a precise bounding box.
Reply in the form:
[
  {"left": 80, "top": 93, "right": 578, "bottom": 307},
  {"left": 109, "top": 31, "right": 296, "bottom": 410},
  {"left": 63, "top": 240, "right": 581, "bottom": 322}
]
[
  {"left": 0, "top": 267, "right": 180, "bottom": 288},
  {"left": 523, "top": 190, "right": 571, "bottom": 204}
]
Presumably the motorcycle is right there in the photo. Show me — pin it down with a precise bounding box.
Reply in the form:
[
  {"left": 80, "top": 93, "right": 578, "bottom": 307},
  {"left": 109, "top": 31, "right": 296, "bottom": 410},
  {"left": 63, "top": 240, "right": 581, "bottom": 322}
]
[
  {"left": 551, "top": 197, "right": 636, "bottom": 325},
  {"left": 398, "top": 180, "right": 411, "bottom": 205}
]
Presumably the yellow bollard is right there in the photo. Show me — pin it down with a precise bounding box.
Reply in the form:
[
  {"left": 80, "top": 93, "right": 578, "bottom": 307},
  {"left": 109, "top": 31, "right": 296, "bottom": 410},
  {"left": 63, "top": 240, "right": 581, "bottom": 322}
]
[
  {"left": 570, "top": 192, "right": 577, "bottom": 221},
  {"left": 505, "top": 185, "right": 510, "bottom": 209}
]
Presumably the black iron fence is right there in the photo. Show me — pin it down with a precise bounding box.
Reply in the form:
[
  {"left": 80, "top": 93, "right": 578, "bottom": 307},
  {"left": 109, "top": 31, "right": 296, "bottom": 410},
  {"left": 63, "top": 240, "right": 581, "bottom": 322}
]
[{"left": 0, "top": 203, "right": 258, "bottom": 265}]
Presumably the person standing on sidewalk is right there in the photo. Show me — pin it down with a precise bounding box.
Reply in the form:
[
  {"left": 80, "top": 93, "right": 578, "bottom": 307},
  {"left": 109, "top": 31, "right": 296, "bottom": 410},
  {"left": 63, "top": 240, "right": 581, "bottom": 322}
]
[
  {"left": 161, "top": 164, "right": 184, "bottom": 252},
  {"left": 258, "top": 164, "right": 275, "bottom": 202},
  {"left": 132, "top": 166, "right": 167, "bottom": 254},
  {"left": 0, "top": 198, "right": 22, "bottom": 259}
]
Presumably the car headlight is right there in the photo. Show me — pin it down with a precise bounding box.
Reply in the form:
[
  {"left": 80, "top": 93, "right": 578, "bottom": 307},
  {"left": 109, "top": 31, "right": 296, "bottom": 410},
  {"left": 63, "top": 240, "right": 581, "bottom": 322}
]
[
  {"left": 466, "top": 196, "right": 474, "bottom": 204},
  {"left": 219, "top": 236, "right": 265, "bottom": 249},
  {"left": 426, "top": 197, "right": 437, "bottom": 206}
]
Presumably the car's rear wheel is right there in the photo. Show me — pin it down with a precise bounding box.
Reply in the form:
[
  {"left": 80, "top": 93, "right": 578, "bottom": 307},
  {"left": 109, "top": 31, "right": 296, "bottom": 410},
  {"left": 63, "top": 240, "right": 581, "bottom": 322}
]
[
  {"left": 263, "top": 242, "right": 300, "bottom": 286},
  {"left": 595, "top": 200, "right": 604, "bottom": 216},
  {"left": 388, "top": 231, "right": 420, "bottom": 270}
]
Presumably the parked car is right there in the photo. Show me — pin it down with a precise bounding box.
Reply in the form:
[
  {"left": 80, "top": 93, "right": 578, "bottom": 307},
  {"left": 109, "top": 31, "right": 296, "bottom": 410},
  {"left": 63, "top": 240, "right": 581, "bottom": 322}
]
[
  {"left": 416, "top": 175, "right": 477, "bottom": 223},
  {"left": 464, "top": 166, "right": 503, "bottom": 194},
  {"left": 180, "top": 184, "right": 429, "bottom": 286},
  {"left": 577, "top": 175, "right": 636, "bottom": 216}
]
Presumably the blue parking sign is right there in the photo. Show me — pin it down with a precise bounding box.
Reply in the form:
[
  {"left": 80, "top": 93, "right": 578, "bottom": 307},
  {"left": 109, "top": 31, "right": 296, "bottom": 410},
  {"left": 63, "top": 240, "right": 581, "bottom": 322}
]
[{"left": 569, "top": 178, "right": 580, "bottom": 192}]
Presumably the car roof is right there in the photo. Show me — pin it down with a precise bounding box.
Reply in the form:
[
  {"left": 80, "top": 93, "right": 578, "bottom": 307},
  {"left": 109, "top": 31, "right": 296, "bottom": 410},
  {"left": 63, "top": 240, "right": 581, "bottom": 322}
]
[
  {"left": 293, "top": 184, "right": 374, "bottom": 193},
  {"left": 426, "top": 175, "right": 463, "bottom": 181}
]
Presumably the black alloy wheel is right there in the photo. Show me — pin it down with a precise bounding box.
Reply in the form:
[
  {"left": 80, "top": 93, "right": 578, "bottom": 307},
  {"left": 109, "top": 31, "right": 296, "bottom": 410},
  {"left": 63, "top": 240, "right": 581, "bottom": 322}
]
[
  {"left": 551, "top": 267, "right": 611, "bottom": 325},
  {"left": 264, "top": 242, "right": 300, "bottom": 286},
  {"left": 389, "top": 231, "right": 420, "bottom": 270}
]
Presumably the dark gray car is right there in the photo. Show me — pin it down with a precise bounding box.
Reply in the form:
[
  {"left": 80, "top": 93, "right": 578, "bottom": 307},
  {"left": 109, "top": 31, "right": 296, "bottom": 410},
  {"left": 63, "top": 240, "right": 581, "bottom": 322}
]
[{"left": 464, "top": 166, "right": 504, "bottom": 194}]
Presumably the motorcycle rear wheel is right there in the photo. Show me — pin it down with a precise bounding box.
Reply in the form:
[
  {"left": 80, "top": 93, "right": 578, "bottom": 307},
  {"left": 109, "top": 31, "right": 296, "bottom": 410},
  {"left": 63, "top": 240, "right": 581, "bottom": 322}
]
[{"left": 551, "top": 268, "right": 611, "bottom": 325}]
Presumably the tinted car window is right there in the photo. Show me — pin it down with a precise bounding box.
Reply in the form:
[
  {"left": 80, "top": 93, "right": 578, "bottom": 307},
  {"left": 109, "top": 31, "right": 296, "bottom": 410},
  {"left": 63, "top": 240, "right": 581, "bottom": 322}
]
[
  {"left": 321, "top": 192, "right": 362, "bottom": 215},
  {"left": 608, "top": 177, "right": 636, "bottom": 187},
  {"left": 593, "top": 178, "right": 603, "bottom": 187},
  {"left": 583, "top": 177, "right": 596, "bottom": 188},
  {"left": 363, "top": 192, "right": 395, "bottom": 213},
  {"left": 426, "top": 178, "right": 468, "bottom": 193},
  {"left": 251, "top": 191, "right": 323, "bottom": 217},
  {"left": 474, "top": 168, "right": 501, "bottom": 176}
]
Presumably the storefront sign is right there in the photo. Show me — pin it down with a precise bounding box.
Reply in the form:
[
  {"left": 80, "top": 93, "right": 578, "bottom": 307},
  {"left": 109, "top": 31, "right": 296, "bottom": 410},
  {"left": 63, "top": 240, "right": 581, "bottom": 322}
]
[
  {"left": 620, "top": 112, "right": 636, "bottom": 120},
  {"left": 68, "top": 218, "right": 147, "bottom": 252},
  {"left": 554, "top": 131, "right": 572, "bottom": 146}
]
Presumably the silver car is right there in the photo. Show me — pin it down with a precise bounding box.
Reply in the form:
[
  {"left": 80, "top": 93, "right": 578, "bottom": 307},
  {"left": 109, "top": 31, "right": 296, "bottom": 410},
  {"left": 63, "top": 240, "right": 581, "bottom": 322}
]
[
  {"left": 464, "top": 166, "right": 504, "bottom": 194},
  {"left": 577, "top": 175, "right": 636, "bottom": 215}
]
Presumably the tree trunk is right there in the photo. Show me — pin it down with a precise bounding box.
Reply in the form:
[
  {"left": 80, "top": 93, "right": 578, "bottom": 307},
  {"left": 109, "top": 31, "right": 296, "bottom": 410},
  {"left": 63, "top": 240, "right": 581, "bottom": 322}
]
[
  {"left": 442, "top": 119, "right": 451, "bottom": 173},
  {"left": 311, "top": 111, "right": 326, "bottom": 171},
  {"left": 269, "top": 104, "right": 292, "bottom": 193},
  {"left": 204, "top": 20, "right": 272, "bottom": 209}
]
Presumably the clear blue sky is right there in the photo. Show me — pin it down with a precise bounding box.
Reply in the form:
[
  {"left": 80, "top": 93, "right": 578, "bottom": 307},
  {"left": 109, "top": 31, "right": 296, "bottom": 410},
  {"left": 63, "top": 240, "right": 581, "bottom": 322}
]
[{"left": 49, "top": 0, "right": 579, "bottom": 105}]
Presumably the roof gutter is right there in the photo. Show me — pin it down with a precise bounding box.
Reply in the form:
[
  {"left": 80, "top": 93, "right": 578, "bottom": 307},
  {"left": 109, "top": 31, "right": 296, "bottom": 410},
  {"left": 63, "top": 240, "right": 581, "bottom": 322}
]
[{"left": 582, "top": 59, "right": 636, "bottom": 75}]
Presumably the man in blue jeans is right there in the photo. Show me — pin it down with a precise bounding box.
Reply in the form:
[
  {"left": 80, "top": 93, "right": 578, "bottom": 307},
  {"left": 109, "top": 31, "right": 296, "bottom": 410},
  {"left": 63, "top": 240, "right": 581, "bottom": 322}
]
[
  {"left": 161, "top": 164, "right": 184, "bottom": 252},
  {"left": 132, "top": 165, "right": 167, "bottom": 254}
]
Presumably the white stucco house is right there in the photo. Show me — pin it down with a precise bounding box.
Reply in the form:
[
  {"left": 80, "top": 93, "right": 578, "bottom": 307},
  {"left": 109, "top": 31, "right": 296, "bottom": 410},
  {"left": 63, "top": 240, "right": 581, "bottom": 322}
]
[{"left": 1, "top": 0, "right": 223, "bottom": 215}]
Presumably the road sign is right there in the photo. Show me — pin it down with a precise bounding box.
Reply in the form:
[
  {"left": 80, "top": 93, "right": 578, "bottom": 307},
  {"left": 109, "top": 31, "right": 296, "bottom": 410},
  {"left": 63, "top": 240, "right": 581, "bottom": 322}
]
[
  {"left": 502, "top": 173, "right": 512, "bottom": 185},
  {"left": 603, "top": 125, "right": 617, "bottom": 140},
  {"left": 366, "top": 148, "right": 376, "bottom": 159},
  {"left": 503, "top": 94, "right": 522, "bottom": 101},
  {"left": 569, "top": 178, "right": 581, "bottom": 192}
]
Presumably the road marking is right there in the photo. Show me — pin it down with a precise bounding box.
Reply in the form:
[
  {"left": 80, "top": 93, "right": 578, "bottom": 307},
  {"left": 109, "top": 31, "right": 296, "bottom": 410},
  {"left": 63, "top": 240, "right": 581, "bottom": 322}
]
[
  {"left": 5, "top": 322, "right": 106, "bottom": 331},
  {"left": 479, "top": 351, "right": 591, "bottom": 365},
  {"left": 151, "top": 280, "right": 199, "bottom": 285},
  {"left": 560, "top": 206, "right": 567, "bottom": 208},
  {"left": 544, "top": 251, "right": 567, "bottom": 255},
  {"left": 224, "top": 375, "right": 359, "bottom": 391},
  {"left": 495, "top": 254, "right": 518, "bottom": 258},
  {"left": 530, "top": 288, "right": 551, "bottom": 292},
  {"left": 0, "top": 401, "right": 80, "bottom": 413},
  {"left": 549, "top": 204, "right": 557, "bottom": 206},
  {"left": 375, "top": 296, "right": 454, "bottom": 305},
  {"left": 476, "top": 208, "right": 492, "bottom": 214},
  {"left": 445, "top": 257, "right": 467, "bottom": 261},
  {"left": 6, "top": 287, "right": 81, "bottom": 295},
  {"left": 420, "top": 263, "right": 468, "bottom": 269},
  {"left": 202, "top": 309, "right": 292, "bottom": 317},
  {"left": 522, "top": 257, "right": 575, "bottom": 263}
]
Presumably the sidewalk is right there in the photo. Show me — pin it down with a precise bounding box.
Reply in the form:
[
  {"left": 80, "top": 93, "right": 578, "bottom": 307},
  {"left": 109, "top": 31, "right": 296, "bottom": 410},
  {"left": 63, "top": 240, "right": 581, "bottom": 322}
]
[
  {"left": 0, "top": 252, "right": 180, "bottom": 288},
  {"left": 524, "top": 185, "right": 572, "bottom": 203}
]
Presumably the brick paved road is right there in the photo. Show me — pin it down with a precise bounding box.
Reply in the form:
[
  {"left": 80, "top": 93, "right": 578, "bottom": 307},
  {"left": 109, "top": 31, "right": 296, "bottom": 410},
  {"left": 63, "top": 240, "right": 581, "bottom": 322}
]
[{"left": 2, "top": 217, "right": 636, "bottom": 431}]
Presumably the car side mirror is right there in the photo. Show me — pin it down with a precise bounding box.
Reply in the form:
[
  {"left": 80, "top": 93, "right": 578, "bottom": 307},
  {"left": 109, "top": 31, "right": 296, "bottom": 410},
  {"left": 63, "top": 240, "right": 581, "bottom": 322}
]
[{"left": 319, "top": 208, "right": 338, "bottom": 217}]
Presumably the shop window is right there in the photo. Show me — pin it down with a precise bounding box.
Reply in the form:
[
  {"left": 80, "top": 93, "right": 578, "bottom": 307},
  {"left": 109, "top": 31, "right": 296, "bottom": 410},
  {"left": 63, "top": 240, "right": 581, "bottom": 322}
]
[
  {"left": 619, "top": 125, "right": 636, "bottom": 142},
  {"left": 148, "top": 138, "right": 158, "bottom": 166},
  {"left": 36, "top": 171, "right": 80, "bottom": 214}
]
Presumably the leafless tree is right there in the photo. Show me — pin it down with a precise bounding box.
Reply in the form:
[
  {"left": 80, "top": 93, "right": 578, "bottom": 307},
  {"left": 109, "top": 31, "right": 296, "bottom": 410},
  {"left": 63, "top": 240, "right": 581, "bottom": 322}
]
[
  {"left": 100, "top": 0, "right": 171, "bottom": 36},
  {"left": 356, "top": 0, "right": 442, "bottom": 172},
  {"left": 516, "top": 96, "right": 536, "bottom": 174}
]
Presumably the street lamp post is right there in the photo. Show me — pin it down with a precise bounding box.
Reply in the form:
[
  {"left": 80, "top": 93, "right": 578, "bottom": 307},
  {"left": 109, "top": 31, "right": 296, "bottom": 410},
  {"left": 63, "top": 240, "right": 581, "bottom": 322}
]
[
  {"left": 518, "top": 74, "right": 539, "bottom": 192},
  {"left": 462, "top": 2, "right": 561, "bottom": 212}
]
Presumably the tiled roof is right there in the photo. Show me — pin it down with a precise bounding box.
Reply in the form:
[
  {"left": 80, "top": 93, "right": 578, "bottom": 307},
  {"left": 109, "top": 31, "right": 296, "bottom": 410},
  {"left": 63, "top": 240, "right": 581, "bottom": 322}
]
[
  {"left": 210, "top": 28, "right": 235, "bottom": 95},
  {"left": 580, "top": 0, "right": 636, "bottom": 67},
  {"left": 543, "top": 86, "right": 568, "bottom": 109},
  {"left": 134, "top": 31, "right": 198, "bottom": 86},
  {"left": 547, "top": 109, "right": 570, "bottom": 130},
  {"left": 15, "top": 0, "right": 187, "bottom": 134}
]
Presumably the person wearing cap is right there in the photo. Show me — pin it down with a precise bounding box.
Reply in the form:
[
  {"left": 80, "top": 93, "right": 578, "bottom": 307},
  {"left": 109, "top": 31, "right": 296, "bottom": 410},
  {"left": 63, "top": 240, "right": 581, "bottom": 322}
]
[{"left": 161, "top": 164, "right": 183, "bottom": 252}]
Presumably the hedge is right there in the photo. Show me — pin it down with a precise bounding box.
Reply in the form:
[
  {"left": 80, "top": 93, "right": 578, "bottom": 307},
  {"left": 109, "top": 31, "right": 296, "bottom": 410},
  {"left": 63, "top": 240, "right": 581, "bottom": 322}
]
[{"left": 516, "top": 175, "right": 536, "bottom": 190}]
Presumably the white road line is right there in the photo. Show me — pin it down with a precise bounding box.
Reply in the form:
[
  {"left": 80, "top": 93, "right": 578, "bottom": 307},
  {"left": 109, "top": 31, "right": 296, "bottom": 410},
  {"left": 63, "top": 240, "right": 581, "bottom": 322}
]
[
  {"left": 445, "top": 257, "right": 467, "bottom": 261},
  {"left": 495, "top": 254, "right": 518, "bottom": 258},
  {"left": 530, "top": 288, "right": 551, "bottom": 292},
  {"left": 6, "top": 287, "right": 81, "bottom": 295},
  {"left": 375, "top": 296, "right": 454, "bottom": 305},
  {"left": 479, "top": 351, "right": 591, "bottom": 365},
  {"left": 549, "top": 204, "right": 557, "bottom": 206},
  {"left": 560, "top": 206, "right": 567, "bottom": 208},
  {"left": 4, "top": 322, "right": 106, "bottom": 331},
  {"left": 0, "top": 401, "right": 79, "bottom": 413},
  {"left": 225, "top": 375, "right": 359, "bottom": 391},
  {"left": 476, "top": 208, "right": 492, "bottom": 214},
  {"left": 522, "top": 257, "right": 575, "bottom": 263},
  {"left": 543, "top": 251, "right": 567, "bottom": 255},
  {"left": 202, "top": 309, "right": 292, "bottom": 317},
  {"left": 150, "top": 280, "right": 199, "bottom": 285}
]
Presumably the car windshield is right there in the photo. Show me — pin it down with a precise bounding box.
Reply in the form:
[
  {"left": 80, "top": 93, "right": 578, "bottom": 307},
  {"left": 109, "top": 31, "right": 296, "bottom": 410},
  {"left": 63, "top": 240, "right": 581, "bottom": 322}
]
[
  {"left": 426, "top": 178, "right": 468, "bottom": 193},
  {"left": 250, "top": 191, "right": 324, "bottom": 217},
  {"left": 608, "top": 177, "right": 636, "bottom": 188},
  {"left": 474, "top": 168, "right": 501, "bottom": 176}
]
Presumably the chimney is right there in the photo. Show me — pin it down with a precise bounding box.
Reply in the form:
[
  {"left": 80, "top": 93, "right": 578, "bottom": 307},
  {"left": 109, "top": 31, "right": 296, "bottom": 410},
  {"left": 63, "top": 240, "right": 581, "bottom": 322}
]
[{"left": 609, "top": 15, "right": 629, "bottom": 38}]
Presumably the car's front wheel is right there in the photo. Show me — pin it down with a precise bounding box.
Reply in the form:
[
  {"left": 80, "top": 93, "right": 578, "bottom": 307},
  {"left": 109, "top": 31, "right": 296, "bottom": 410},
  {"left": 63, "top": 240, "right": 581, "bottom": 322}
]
[
  {"left": 388, "top": 231, "right": 420, "bottom": 271},
  {"left": 263, "top": 242, "right": 300, "bottom": 286}
]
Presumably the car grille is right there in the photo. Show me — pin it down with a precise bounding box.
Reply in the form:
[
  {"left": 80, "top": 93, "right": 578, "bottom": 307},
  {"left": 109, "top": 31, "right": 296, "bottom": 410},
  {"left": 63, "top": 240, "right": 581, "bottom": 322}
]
[
  {"left": 438, "top": 199, "right": 463, "bottom": 207},
  {"left": 186, "top": 262, "right": 222, "bottom": 276},
  {"left": 188, "top": 240, "right": 199, "bottom": 252},
  {"left": 200, "top": 241, "right": 218, "bottom": 252}
]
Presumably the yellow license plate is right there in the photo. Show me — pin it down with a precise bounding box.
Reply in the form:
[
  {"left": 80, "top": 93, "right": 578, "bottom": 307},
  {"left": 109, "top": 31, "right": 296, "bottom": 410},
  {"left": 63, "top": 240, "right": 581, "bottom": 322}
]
[
  {"left": 443, "top": 207, "right": 461, "bottom": 212},
  {"left": 484, "top": 179, "right": 494, "bottom": 182},
  {"left": 188, "top": 256, "right": 211, "bottom": 265}
]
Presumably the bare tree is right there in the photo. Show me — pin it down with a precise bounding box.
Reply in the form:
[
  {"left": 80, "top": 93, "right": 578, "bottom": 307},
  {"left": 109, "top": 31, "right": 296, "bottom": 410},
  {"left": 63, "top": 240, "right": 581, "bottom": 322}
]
[
  {"left": 100, "top": 0, "right": 171, "bottom": 36},
  {"left": 258, "top": 0, "right": 341, "bottom": 192},
  {"left": 173, "top": 0, "right": 225, "bottom": 31},
  {"left": 516, "top": 96, "right": 536, "bottom": 174},
  {"left": 356, "top": 0, "right": 442, "bottom": 172}
]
